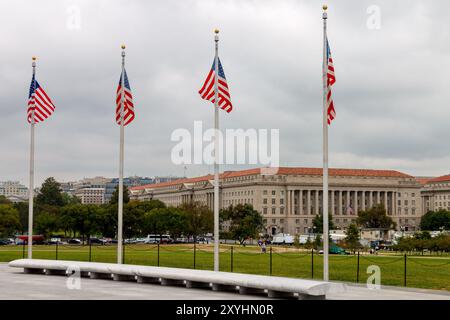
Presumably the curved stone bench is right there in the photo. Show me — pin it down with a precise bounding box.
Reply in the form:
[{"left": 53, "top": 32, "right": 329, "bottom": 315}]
[{"left": 8, "top": 259, "right": 346, "bottom": 299}]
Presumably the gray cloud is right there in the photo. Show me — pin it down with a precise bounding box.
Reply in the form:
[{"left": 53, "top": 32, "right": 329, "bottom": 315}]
[{"left": 1, "top": 0, "right": 450, "bottom": 186}]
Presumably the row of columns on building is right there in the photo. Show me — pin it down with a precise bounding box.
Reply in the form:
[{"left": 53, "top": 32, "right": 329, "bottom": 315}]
[{"left": 286, "top": 189, "right": 396, "bottom": 216}]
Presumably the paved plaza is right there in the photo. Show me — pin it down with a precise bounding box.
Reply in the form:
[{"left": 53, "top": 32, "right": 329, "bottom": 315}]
[{"left": 0, "top": 264, "right": 449, "bottom": 300}]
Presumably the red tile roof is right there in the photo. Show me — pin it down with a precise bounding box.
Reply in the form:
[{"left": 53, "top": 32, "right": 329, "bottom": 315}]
[
  {"left": 130, "top": 167, "right": 413, "bottom": 191},
  {"left": 427, "top": 174, "right": 450, "bottom": 183}
]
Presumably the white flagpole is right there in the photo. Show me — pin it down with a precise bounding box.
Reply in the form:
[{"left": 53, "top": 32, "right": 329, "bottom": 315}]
[
  {"left": 213, "top": 29, "right": 220, "bottom": 272},
  {"left": 27, "top": 56, "right": 36, "bottom": 259},
  {"left": 117, "top": 45, "right": 126, "bottom": 264},
  {"left": 322, "top": 5, "right": 329, "bottom": 281}
]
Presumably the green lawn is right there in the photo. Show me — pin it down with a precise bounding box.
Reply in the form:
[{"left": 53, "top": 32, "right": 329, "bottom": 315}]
[{"left": 1, "top": 244, "right": 449, "bottom": 291}]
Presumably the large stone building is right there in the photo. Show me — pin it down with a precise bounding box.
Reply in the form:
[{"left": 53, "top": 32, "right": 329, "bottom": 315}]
[
  {"left": 421, "top": 174, "right": 450, "bottom": 213},
  {"left": 130, "top": 167, "right": 423, "bottom": 234},
  {"left": 0, "top": 181, "right": 28, "bottom": 202}
]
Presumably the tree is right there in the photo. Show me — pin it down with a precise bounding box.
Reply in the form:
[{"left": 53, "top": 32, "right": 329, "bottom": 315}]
[
  {"left": 0, "top": 204, "right": 21, "bottom": 237},
  {"left": 179, "top": 202, "right": 213, "bottom": 242},
  {"left": 110, "top": 185, "right": 130, "bottom": 204},
  {"left": 36, "top": 177, "right": 65, "bottom": 207},
  {"left": 13, "top": 202, "right": 29, "bottom": 234},
  {"left": 356, "top": 204, "right": 396, "bottom": 229},
  {"left": 345, "top": 223, "right": 361, "bottom": 251},
  {"left": 0, "top": 196, "right": 11, "bottom": 204},
  {"left": 312, "top": 212, "right": 335, "bottom": 231},
  {"left": 35, "top": 212, "right": 59, "bottom": 238},
  {"left": 62, "top": 193, "right": 81, "bottom": 205},
  {"left": 420, "top": 210, "right": 450, "bottom": 231},
  {"left": 220, "top": 204, "right": 264, "bottom": 245},
  {"left": 142, "top": 207, "right": 186, "bottom": 239}
]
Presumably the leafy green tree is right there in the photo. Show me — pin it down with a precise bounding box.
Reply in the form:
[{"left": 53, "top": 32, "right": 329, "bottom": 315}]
[
  {"left": 62, "top": 193, "right": 81, "bottom": 205},
  {"left": 344, "top": 223, "right": 361, "bottom": 251},
  {"left": 0, "top": 196, "right": 11, "bottom": 204},
  {"left": 110, "top": 185, "right": 130, "bottom": 204},
  {"left": 36, "top": 177, "right": 65, "bottom": 207},
  {"left": 312, "top": 212, "right": 335, "bottom": 231},
  {"left": 35, "top": 212, "right": 59, "bottom": 238},
  {"left": 13, "top": 202, "right": 29, "bottom": 234},
  {"left": 420, "top": 210, "right": 450, "bottom": 231},
  {"left": 179, "top": 202, "right": 213, "bottom": 242},
  {"left": 356, "top": 204, "right": 396, "bottom": 229},
  {"left": 220, "top": 204, "right": 264, "bottom": 245},
  {"left": 0, "top": 204, "right": 21, "bottom": 237},
  {"left": 142, "top": 207, "right": 186, "bottom": 239}
]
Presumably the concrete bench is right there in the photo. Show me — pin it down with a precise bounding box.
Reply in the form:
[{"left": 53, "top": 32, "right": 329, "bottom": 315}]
[{"left": 8, "top": 259, "right": 346, "bottom": 299}]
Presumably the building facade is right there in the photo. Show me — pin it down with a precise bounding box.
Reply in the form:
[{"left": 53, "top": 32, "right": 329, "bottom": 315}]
[
  {"left": 130, "top": 167, "right": 423, "bottom": 234},
  {"left": 421, "top": 174, "right": 450, "bottom": 213},
  {"left": 0, "top": 181, "right": 28, "bottom": 202}
]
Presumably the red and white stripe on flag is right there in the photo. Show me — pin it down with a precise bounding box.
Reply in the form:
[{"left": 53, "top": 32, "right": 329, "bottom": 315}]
[
  {"left": 326, "top": 39, "right": 336, "bottom": 125},
  {"left": 198, "top": 58, "right": 233, "bottom": 113},
  {"left": 115, "top": 70, "right": 135, "bottom": 126},
  {"left": 27, "top": 78, "right": 55, "bottom": 124}
]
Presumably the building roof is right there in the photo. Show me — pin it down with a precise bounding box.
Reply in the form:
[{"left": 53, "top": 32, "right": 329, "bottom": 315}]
[
  {"left": 427, "top": 174, "right": 450, "bottom": 184},
  {"left": 130, "top": 167, "right": 413, "bottom": 191}
]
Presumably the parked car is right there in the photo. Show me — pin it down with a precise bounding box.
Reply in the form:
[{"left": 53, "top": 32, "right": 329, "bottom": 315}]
[
  {"left": 67, "top": 238, "right": 81, "bottom": 245},
  {"left": 135, "top": 238, "right": 147, "bottom": 244},
  {"left": 125, "top": 238, "right": 137, "bottom": 244},
  {"left": 89, "top": 238, "right": 105, "bottom": 245},
  {"left": 0, "top": 239, "right": 12, "bottom": 245}
]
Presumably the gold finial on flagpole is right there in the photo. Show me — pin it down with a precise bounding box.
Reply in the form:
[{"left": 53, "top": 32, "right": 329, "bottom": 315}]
[
  {"left": 214, "top": 28, "right": 219, "bottom": 34},
  {"left": 121, "top": 44, "right": 126, "bottom": 50},
  {"left": 32, "top": 56, "right": 36, "bottom": 61},
  {"left": 323, "top": 4, "right": 328, "bottom": 11}
]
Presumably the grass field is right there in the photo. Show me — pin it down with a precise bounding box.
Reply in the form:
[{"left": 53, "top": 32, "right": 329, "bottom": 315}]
[{"left": 1, "top": 244, "right": 449, "bottom": 291}]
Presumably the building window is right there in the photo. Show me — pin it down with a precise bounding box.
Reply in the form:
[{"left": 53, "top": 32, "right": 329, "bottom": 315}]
[
  {"left": 263, "top": 198, "right": 267, "bottom": 204},
  {"left": 295, "top": 219, "right": 300, "bottom": 224},
  {"left": 280, "top": 219, "right": 284, "bottom": 224},
  {"left": 271, "top": 198, "right": 276, "bottom": 205},
  {"left": 280, "top": 207, "right": 284, "bottom": 214},
  {"left": 280, "top": 198, "right": 284, "bottom": 205},
  {"left": 272, "top": 207, "right": 276, "bottom": 214},
  {"left": 272, "top": 219, "right": 276, "bottom": 224},
  {"left": 272, "top": 190, "right": 276, "bottom": 196},
  {"left": 263, "top": 207, "right": 268, "bottom": 214},
  {"left": 263, "top": 190, "right": 268, "bottom": 195}
]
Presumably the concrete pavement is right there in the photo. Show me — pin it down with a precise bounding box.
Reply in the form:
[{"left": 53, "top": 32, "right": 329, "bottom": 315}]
[{"left": 1, "top": 263, "right": 449, "bottom": 300}]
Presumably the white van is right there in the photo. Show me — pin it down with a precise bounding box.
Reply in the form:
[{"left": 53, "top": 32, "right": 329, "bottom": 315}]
[{"left": 145, "top": 234, "right": 172, "bottom": 244}]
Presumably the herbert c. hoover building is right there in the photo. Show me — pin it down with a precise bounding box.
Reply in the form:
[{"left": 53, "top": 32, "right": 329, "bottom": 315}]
[{"left": 130, "top": 167, "right": 423, "bottom": 235}]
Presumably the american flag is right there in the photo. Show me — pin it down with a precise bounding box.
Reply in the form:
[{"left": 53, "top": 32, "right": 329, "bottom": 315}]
[
  {"left": 198, "top": 58, "right": 232, "bottom": 113},
  {"left": 326, "top": 39, "right": 336, "bottom": 125},
  {"left": 27, "top": 74, "right": 55, "bottom": 123},
  {"left": 116, "top": 69, "right": 135, "bottom": 126}
]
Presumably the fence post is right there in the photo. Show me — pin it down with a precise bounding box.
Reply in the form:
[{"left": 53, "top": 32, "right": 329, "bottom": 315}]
[
  {"left": 157, "top": 243, "right": 160, "bottom": 267},
  {"left": 22, "top": 241, "right": 25, "bottom": 258},
  {"left": 404, "top": 254, "right": 407, "bottom": 287},
  {"left": 122, "top": 240, "right": 125, "bottom": 264},
  {"left": 230, "top": 246, "right": 234, "bottom": 272},
  {"left": 269, "top": 246, "right": 273, "bottom": 276},
  {"left": 193, "top": 241, "right": 196, "bottom": 269},
  {"left": 89, "top": 241, "right": 92, "bottom": 262},
  {"left": 356, "top": 251, "right": 360, "bottom": 283},
  {"left": 311, "top": 248, "right": 314, "bottom": 279},
  {"left": 55, "top": 241, "right": 58, "bottom": 260}
]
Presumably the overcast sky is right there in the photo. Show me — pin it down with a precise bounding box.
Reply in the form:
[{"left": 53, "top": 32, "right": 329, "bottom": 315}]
[{"left": 1, "top": 0, "right": 450, "bottom": 185}]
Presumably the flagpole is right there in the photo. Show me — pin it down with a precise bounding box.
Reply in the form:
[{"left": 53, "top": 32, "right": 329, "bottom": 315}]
[
  {"left": 117, "top": 45, "right": 126, "bottom": 264},
  {"left": 322, "top": 4, "right": 329, "bottom": 282},
  {"left": 213, "top": 29, "right": 220, "bottom": 272},
  {"left": 27, "top": 56, "right": 36, "bottom": 259}
]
